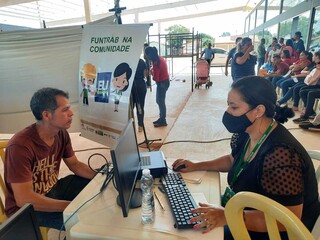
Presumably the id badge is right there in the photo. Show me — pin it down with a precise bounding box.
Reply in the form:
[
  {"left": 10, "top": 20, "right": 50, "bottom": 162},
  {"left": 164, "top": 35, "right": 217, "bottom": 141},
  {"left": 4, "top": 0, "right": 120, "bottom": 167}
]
[{"left": 221, "top": 186, "right": 235, "bottom": 207}]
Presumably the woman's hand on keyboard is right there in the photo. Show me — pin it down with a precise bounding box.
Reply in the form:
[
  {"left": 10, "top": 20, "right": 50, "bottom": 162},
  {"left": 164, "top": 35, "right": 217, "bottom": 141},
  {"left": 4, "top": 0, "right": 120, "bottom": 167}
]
[{"left": 190, "top": 203, "right": 226, "bottom": 234}]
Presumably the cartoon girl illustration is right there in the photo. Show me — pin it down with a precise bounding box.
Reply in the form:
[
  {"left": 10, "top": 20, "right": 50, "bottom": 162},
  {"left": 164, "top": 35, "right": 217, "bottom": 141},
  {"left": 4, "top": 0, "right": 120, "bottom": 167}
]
[
  {"left": 80, "top": 63, "right": 97, "bottom": 105},
  {"left": 112, "top": 62, "right": 132, "bottom": 112}
]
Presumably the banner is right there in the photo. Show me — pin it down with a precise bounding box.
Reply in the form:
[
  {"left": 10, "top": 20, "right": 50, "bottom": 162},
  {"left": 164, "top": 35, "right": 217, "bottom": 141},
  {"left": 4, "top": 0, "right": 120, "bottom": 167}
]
[{"left": 79, "top": 24, "right": 150, "bottom": 147}]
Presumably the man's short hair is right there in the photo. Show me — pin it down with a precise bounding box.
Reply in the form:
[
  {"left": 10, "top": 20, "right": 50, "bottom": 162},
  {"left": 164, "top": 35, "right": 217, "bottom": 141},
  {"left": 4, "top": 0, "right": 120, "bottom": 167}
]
[
  {"left": 273, "top": 54, "right": 281, "bottom": 59},
  {"left": 30, "top": 88, "right": 69, "bottom": 121}
]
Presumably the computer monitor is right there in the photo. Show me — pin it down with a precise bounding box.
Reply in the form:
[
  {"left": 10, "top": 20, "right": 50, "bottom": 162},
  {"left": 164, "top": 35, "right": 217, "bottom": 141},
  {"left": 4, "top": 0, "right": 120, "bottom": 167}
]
[
  {"left": 0, "top": 203, "right": 43, "bottom": 240},
  {"left": 111, "top": 118, "right": 142, "bottom": 217}
]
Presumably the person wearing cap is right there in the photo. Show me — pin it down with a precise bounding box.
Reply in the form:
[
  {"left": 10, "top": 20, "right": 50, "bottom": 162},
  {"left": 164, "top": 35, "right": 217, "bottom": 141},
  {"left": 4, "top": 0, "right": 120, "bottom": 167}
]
[{"left": 293, "top": 31, "right": 305, "bottom": 54}]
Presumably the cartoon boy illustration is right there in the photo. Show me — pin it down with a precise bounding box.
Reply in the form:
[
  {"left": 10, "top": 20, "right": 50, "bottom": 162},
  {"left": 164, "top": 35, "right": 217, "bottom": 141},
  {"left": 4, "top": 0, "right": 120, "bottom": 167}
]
[
  {"left": 112, "top": 62, "right": 132, "bottom": 112},
  {"left": 80, "top": 63, "right": 97, "bottom": 105}
]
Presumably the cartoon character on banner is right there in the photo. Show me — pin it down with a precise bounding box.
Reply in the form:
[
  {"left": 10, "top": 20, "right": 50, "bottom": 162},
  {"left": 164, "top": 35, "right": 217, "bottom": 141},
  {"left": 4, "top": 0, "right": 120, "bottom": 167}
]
[
  {"left": 111, "top": 62, "right": 132, "bottom": 112},
  {"left": 80, "top": 63, "right": 97, "bottom": 106}
]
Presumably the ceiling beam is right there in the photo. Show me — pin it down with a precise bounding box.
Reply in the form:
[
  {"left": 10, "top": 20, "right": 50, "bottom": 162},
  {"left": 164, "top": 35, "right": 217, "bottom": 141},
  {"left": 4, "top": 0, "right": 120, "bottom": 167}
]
[
  {"left": 139, "top": 6, "right": 249, "bottom": 23},
  {"left": 0, "top": 0, "right": 35, "bottom": 7}
]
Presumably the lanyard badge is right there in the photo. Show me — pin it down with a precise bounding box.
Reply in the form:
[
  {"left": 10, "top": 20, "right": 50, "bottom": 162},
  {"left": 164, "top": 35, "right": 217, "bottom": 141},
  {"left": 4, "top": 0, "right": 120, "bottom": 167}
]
[{"left": 221, "top": 119, "right": 275, "bottom": 207}]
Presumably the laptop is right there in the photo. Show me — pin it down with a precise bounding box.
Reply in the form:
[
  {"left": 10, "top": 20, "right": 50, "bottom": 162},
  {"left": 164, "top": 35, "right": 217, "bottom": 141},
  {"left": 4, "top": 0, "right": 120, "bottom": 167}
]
[
  {"left": 126, "top": 119, "right": 168, "bottom": 178},
  {"left": 139, "top": 150, "right": 168, "bottom": 178}
]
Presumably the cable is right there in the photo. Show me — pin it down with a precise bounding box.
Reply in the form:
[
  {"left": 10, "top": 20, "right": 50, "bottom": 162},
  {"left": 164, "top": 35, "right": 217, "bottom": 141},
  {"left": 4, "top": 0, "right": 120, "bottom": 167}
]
[
  {"left": 59, "top": 170, "right": 114, "bottom": 239},
  {"left": 87, "top": 153, "right": 110, "bottom": 174},
  {"left": 74, "top": 147, "right": 110, "bottom": 152},
  {"left": 162, "top": 138, "right": 231, "bottom": 145},
  {"left": 58, "top": 190, "right": 101, "bottom": 240}
]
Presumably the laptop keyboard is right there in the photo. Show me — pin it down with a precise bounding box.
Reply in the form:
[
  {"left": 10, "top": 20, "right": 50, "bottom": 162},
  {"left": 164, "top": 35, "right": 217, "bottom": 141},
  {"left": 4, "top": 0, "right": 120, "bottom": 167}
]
[{"left": 161, "top": 172, "right": 201, "bottom": 229}]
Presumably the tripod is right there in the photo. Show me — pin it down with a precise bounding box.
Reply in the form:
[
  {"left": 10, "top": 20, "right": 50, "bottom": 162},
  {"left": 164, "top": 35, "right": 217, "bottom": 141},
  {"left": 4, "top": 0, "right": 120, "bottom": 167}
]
[{"left": 110, "top": 1, "right": 161, "bottom": 151}]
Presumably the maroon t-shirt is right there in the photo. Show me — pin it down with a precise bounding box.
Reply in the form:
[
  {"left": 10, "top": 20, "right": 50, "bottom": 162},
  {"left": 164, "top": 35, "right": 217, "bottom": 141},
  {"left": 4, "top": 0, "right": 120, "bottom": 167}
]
[{"left": 4, "top": 123, "right": 74, "bottom": 216}]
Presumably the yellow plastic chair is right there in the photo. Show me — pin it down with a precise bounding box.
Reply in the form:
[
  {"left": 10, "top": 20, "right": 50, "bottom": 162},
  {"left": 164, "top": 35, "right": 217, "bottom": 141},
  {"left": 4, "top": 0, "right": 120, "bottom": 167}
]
[
  {"left": 0, "top": 140, "right": 49, "bottom": 240},
  {"left": 308, "top": 150, "right": 320, "bottom": 240},
  {"left": 225, "top": 191, "right": 314, "bottom": 240}
]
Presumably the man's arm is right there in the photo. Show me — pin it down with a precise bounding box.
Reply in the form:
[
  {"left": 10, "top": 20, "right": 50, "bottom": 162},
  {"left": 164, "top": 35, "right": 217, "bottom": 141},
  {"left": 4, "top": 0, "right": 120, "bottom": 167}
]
[
  {"left": 64, "top": 155, "right": 96, "bottom": 179},
  {"left": 11, "top": 181, "right": 70, "bottom": 212},
  {"left": 225, "top": 56, "right": 231, "bottom": 76}
]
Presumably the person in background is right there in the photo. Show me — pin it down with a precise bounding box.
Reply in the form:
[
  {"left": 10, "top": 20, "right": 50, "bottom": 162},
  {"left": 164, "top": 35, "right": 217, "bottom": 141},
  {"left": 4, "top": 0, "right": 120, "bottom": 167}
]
[
  {"left": 293, "top": 85, "right": 320, "bottom": 124},
  {"left": 293, "top": 31, "right": 305, "bottom": 54},
  {"left": 172, "top": 76, "right": 319, "bottom": 239},
  {"left": 299, "top": 108, "right": 320, "bottom": 130},
  {"left": 267, "top": 43, "right": 281, "bottom": 66},
  {"left": 281, "top": 39, "right": 297, "bottom": 61},
  {"left": 276, "top": 50, "right": 312, "bottom": 96},
  {"left": 145, "top": 46, "right": 170, "bottom": 128},
  {"left": 277, "top": 51, "right": 320, "bottom": 109},
  {"left": 144, "top": 43, "right": 152, "bottom": 90},
  {"left": 225, "top": 37, "right": 243, "bottom": 80},
  {"left": 265, "top": 37, "right": 281, "bottom": 64},
  {"left": 266, "top": 54, "right": 289, "bottom": 87},
  {"left": 257, "top": 38, "right": 266, "bottom": 71},
  {"left": 279, "top": 37, "right": 285, "bottom": 47},
  {"left": 232, "top": 37, "right": 257, "bottom": 81},
  {"left": 131, "top": 58, "right": 148, "bottom": 132},
  {"left": 4, "top": 88, "right": 96, "bottom": 230},
  {"left": 200, "top": 42, "right": 215, "bottom": 69},
  {"left": 281, "top": 49, "right": 294, "bottom": 66}
]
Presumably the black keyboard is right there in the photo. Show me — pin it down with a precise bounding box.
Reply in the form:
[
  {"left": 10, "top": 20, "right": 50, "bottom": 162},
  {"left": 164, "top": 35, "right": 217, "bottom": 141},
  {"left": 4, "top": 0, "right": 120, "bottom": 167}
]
[{"left": 161, "top": 172, "right": 200, "bottom": 229}]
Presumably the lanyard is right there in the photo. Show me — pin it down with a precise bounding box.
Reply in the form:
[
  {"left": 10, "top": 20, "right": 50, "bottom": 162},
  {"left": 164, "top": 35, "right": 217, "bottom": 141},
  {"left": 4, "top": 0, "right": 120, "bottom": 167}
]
[{"left": 230, "top": 119, "right": 275, "bottom": 188}]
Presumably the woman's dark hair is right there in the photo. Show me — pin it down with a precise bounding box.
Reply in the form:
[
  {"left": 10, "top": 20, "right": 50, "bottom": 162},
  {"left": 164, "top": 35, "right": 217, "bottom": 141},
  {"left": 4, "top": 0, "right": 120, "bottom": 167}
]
[
  {"left": 301, "top": 50, "right": 313, "bottom": 62},
  {"left": 231, "top": 76, "right": 293, "bottom": 123},
  {"left": 30, "top": 88, "right": 69, "bottom": 121},
  {"left": 314, "top": 50, "right": 320, "bottom": 61},
  {"left": 236, "top": 37, "right": 252, "bottom": 53},
  {"left": 145, "top": 47, "right": 160, "bottom": 67},
  {"left": 282, "top": 49, "right": 290, "bottom": 59},
  {"left": 114, "top": 62, "right": 132, "bottom": 92},
  {"left": 285, "top": 39, "right": 294, "bottom": 48}
]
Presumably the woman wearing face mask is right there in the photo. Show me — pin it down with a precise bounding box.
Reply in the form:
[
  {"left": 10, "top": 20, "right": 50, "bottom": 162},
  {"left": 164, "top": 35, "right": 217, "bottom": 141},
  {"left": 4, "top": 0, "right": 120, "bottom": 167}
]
[
  {"left": 172, "top": 76, "right": 320, "bottom": 240},
  {"left": 232, "top": 37, "right": 257, "bottom": 81}
]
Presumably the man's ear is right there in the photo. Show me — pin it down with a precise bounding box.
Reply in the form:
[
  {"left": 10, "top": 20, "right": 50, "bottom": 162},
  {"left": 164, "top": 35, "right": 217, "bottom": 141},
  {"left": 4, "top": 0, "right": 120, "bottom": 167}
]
[{"left": 42, "top": 111, "right": 52, "bottom": 121}]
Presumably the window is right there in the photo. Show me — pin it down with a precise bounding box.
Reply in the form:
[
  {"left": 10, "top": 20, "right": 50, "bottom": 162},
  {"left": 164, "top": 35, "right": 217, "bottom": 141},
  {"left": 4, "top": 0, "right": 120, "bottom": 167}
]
[
  {"left": 282, "top": 0, "right": 305, "bottom": 13},
  {"left": 266, "top": 0, "right": 282, "bottom": 22},
  {"left": 279, "top": 18, "right": 293, "bottom": 40},
  {"left": 256, "top": 1, "right": 266, "bottom": 27},
  {"left": 309, "top": 7, "right": 320, "bottom": 52}
]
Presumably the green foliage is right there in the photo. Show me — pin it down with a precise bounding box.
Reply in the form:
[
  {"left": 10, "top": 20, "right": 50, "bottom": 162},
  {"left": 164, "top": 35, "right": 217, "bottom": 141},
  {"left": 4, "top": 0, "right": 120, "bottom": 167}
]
[
  {"left": 165, "top": 24, "right": 191, "bottom": 50},
  {"left": 165, "top": 24, "right": 190, "bottom": 34},
  {"left": 200, "top": 33, "right": 215, "bottom": 47}
]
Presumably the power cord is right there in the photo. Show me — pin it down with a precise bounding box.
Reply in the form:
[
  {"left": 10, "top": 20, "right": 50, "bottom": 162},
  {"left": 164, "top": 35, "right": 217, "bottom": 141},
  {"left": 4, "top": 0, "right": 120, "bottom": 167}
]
[
  {"left": 87, "top": 153, "right": 111, "bottom": 174},
  {"left": 162, "top": 138, "right": 231, "bottom": 145},
  {"left": 58, "top": 160, "right": 114, "bottom": 240}
]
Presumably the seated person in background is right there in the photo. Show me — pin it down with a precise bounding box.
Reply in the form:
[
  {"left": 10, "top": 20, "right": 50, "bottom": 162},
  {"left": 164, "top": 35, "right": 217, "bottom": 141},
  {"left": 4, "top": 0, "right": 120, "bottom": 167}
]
[
  {"left": 277, "top": 51, "right": 320, "bottom": 107},
  {"left": 293, "top": 88, "right": 320, "bottom": 124},
  {"left": 281, "top": 38, "right": 298, "bottom": 62},
  {"left": 267, "top": 43, "right": 281, "bottom": 66},
  {"left": 276, "top": 50, "right": 312, "bottom": 95},
  {"left": 173, "top": 76, "right": 319, "bottom": 239},
  {"left": 281, "top": 49, "right": 294, "bottom": 66},
  {"left": 299, "top": 109, "right": 320, "bottom": 130},
  {"left": 266, "top": 54, "right": 289, "bottom": 87},
  {"left": 4, "top": 88, "right": 96, "bottom": 230}
]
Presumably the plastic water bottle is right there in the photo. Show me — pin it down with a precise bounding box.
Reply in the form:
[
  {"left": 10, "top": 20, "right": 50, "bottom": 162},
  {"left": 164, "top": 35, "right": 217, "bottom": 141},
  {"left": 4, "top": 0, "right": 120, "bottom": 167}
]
[{"left": 140, "top": 169, "right": 154, "bottom": 224}]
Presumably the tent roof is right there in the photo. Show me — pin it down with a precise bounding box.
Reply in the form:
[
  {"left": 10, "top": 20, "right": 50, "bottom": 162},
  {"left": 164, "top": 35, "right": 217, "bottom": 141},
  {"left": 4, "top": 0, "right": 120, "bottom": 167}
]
[{"left": 0, "top": 0, "right": 256, "bottom": 29}]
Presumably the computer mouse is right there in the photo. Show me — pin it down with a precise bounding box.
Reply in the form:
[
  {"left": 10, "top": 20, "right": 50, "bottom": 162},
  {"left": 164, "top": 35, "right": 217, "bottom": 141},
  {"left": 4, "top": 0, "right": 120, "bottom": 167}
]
[{"left": 173, "top": 164, "right": 186, "bottom": 172}]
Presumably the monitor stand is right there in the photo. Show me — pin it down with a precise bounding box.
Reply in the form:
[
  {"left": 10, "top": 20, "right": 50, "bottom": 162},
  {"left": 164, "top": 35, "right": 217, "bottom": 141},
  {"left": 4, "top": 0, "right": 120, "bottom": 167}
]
[{"left": 116, "top": 188, "right": 142, "bottom": 209}]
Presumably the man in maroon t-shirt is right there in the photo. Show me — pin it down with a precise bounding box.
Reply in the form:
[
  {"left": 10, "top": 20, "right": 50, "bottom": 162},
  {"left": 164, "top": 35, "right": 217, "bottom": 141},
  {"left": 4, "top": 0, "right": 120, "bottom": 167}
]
[
  {"left": 4, "top": 88, "right": 96, "bottom": 230},
  {"left": 266, "top": 54, "right": 289, "bottom": 88}
]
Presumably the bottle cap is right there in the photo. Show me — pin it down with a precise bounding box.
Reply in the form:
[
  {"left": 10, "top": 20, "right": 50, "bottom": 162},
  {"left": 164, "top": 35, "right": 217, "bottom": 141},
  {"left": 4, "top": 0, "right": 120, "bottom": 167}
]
[{"left": 142, "top": 169, "right": 150, "bottom": 175}]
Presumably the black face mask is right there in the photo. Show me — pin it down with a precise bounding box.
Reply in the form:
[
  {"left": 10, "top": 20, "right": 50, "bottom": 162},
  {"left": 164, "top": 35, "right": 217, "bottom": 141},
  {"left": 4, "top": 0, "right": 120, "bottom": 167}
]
[{"left": 222, "top": 109, "right": 254, "bottom": 133}]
